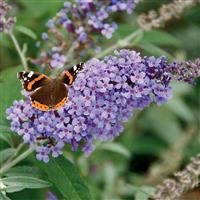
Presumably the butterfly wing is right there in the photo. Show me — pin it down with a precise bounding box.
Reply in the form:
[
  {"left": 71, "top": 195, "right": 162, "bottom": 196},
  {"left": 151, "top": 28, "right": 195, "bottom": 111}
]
[
  {"left": 30, "top": 81, "right": 68, "bottom": 111},
  {"left": 17, "top": 71, "right": 50, "bottom": 91},
  {"left": 60, "top": 62, "right": 84, "bottom": 85}
]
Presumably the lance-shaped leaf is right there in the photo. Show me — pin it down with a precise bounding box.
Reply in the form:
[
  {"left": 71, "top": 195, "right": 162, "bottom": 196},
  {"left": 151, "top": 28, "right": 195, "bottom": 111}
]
[
  {"left": 1, "top": 176, "right": 51, "bottom": 193},
  {"left": 38, "top": 156, "right": 92, "bottom": 200}
]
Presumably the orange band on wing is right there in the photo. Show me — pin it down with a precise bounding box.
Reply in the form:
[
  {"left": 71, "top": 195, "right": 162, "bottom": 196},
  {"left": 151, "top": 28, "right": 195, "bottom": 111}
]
[
  {"left": 65, "top": 71, "right": 74, "bottom": 85},
  {"left": 27, "top": 74, "right": 46, "bottom": 91},
  {"left": 31, "top": 100, "right": 49, "bottom": 111},
  {"left": 53, "top": 97, "right": 68, "bottom": 110}
]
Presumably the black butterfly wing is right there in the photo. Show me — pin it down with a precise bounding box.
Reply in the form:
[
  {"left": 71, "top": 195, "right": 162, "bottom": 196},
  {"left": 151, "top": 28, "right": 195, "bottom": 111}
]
[
  {"left": 60, "top": 62, "right": 84, "bottom": 85},
  {"left": 17, "top": 71, "right": 50, "bottom": 91}
]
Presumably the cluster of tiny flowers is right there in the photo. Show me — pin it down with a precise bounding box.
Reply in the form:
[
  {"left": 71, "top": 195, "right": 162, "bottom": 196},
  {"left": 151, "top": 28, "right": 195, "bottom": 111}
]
[
  {"left": 6, "top": 49, "right": 200, "bottom": 162},
  {"left": 34, "top": 0, "right": 139, "bottom": 68},
  {"left": 153, "top": 154, "right": 200, "bottom": 200},
  {"left": 137, "top": 0, "right": 199, "bottom": 30},
  {"left": 0, "top": 0, "right": 16, "bottom": 32},
  {"left": 51, "top": 0, "right": 139, "bottom": 38},
  {"left": 50, "top": 52, "right": 66, "bottom": 69},
  {"left": 168, "top": 58, "right": 200, "bottom": 84}
]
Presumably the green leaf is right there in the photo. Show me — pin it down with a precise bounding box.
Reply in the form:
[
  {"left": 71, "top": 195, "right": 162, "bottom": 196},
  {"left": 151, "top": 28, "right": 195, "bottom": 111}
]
[
  {"left": 0, "top": 148, "right": 15, "bottom": 164},
  {"left": 130, "top": 30, "right": 144, "bottom": 46},
  {"left": 0, "top": 125, "right": 13, "bottom": 146},
  {"left": 0, "top": 128, "right": 12, "bottom": 146},
  {"left": 17, "top": 0, "right": 63, "bottom": 17},
  {"left": 5, "top": 186, "right": 26, "bottom": 193},
  {"left": 0, "top": 66, "right": 23, "bottom": 125},
  {"left": 15, "top": 26, "right": 37, "bottom": 40},
  {"left": 112, "top": 24, "right": 136, "bottom": 39},
  {"left": 131, "top": 136, "right": 166, "bottom": 155},
  {"left": 2, "top": 176, "right": 51, "bottom": 193},
  {"left": 143, "top": 30, "right": 181, "bottom": 47},
  {"left": 0, "top": 192, "right": 11, "bottom": 200},
  {"left": 137, "top": 42, "right": 174, "bottom": 61},
  {"left": 171, "top": 82, "right": 192, "bottom": 95},
  {"left": 5, "top": 166, "right": 42, "bottom": 178},
  {"left": 0, "top": 34, "right": 12, "bottom": 48},
  {"left": 165, "top": 97, "right": 194, "bottom": 122},
  {"left": 139, "top": 107, "right": 183, "bottom": 144},
  {"left": 38, "top": 156, "right": 92, "bottom": 200},
  {"left": 7, "top": 188, "right": 46, "bottom": 200},
  {"left": 98, "top": 142, "right": 131, "bottom": 158},
  {"left": 112, "top": 25, "right": 143, "bottom": 46},
  {"left": 0, "top": 125, "right": 11, "bottom": 133}
]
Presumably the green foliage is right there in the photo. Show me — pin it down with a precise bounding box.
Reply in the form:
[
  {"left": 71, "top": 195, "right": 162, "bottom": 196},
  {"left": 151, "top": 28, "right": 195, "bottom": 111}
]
[
  {"left": 2, "top": 176, "right": 51, "bottom": 193},
  {"left": 14, "top": 26, "right": 37, "bottom": 40},
  {"left": 143, "top": 30, "right": 181, "bottom": 47},
  {"left": 4, "top": 166, "right": 43, "bottom": 178},
  {"left": 0, "top": 148, "right": 16, "bottom": 164},
  {"left": 0, "top": 125, "right": 13, "bottom": 145},
  {"left": 0, "top": 192, "right": 11, "bottom": 200},
  {"left": 37, "top": 156, "right": 92, "bottom": 200},
  {"left": 0, "top": 1, "right": 199, "bottom": 200},
  {"left": 97, "top": 142, "right": 131, "bottom": 158},
  {"left": 138, "top": 42, "right": 174, "bottom": 60},
  {"left": 0, "top": 66, "right": 22, "bottom": 125}
]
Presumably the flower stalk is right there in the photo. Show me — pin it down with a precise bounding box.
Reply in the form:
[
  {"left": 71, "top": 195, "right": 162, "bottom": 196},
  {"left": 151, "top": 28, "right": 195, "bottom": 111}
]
[
  {"left": 95, "top": 29, "right": 143, "bottom": 59},
  {"left": 153, "top": 152, "right": 200, "bottom": 199},
  {"left": 137, "top": 0, "right": 199, "bottom": 30},
  {"left": 0, "top": 146, "right": 35, "bottom": 175},
  {"left": 8, "top": 30, "right": 28, "bottom": 71}
]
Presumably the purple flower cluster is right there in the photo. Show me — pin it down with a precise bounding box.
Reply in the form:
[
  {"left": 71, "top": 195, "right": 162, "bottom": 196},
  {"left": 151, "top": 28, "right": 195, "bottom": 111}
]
[
  {"left": 50, "top": 52, "right": 66, "bottom": 69},
  {"left": 153, "top": 154, "right": 200, "bottom": 199},
  {"left": 54, "top": 0, "right": 139, "bottom": 39},
  {"left": 6, "top": 49, "right": 200, "bottom": 162},
  {"left": 34, "top": 0, "right": 139, "bottom": 68},
  {"left": 0, "top": 0, "right": 16, "bottom": 32}
]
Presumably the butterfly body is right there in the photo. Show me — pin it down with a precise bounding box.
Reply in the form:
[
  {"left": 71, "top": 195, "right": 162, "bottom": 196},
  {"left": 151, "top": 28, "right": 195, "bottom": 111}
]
[{"left": 17, "top": 63, "right": 84, "bottom": 111}]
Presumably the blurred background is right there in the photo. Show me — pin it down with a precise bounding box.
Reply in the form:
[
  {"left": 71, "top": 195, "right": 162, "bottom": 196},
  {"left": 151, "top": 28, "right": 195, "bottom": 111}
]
[{"left": 0, "top": 0, "right": 200, "bottom": 199}]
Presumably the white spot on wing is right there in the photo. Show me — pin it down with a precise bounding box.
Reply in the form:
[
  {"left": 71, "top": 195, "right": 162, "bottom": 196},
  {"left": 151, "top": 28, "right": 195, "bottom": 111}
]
[
  {"left": 73, "top": 65, "right": 77, "bottom": 71},
  {"left": 28, "top": 71, "right": 34, "bottom": 78}
]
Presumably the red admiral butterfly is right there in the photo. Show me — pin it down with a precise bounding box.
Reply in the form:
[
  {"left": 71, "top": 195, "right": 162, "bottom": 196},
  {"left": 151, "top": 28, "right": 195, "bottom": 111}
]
[{"left": 17, "top": 62, "right": 84, "bottom": 111}]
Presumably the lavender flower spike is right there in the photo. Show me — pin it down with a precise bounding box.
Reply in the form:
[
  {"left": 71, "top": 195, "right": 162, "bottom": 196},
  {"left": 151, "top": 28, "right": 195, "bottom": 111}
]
[
  {"left": 35, "top": 0, "right": 140, "bottom": 68},
  {"left": 0, "top": 0, "right": 16, "bottom": 32},
  {"left": 6, "top": 49, "right": 200, "bottom": 162}
]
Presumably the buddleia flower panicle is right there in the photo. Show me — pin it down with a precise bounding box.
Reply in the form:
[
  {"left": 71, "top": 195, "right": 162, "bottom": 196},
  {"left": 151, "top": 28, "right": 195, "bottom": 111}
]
[
  {"left": 137, "top": 0, "right": 199, "bottom": 31},
  {"left": 168, "top": 59, "right": 200, "bottom": 84},
  {"left": 6, "top": 49, "right": 200, "bottom": 162},
  {"left": 153, "top": 154, "right": 200, "bottom": 200},
  {"left": 34, "top": 0, "right": 140, "bottom": 68},
  {"left": 0, "top": 0, "right": 16, "bottom": 32}
]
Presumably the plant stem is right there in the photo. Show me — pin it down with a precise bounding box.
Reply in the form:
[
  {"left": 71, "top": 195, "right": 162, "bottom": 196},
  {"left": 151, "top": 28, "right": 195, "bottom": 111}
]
[
  {"left": 8, "top": 29, "right": 28, "bottom": 71},
  {"left": 5, "top": 143, "right": 25, "bottom": 164},
  {"left": 65, "top": 40, "right": 78, "bottom": 63},
  {"left": 0, "top": 146, "right": 35, "bottom": 175},
  {"left": 95, "top": 29, "right": 143, "bottom": 59},
  {"left": 51, "top": 29, "right": 142, "bottom": 77}
]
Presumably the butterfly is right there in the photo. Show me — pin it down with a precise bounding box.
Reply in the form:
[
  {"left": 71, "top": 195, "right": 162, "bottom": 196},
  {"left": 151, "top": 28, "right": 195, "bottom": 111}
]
[{"left": 17, "top": 62, "right": 84, "bottom": 111}]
